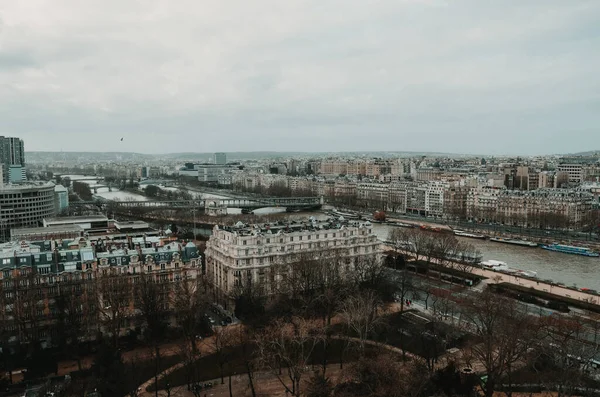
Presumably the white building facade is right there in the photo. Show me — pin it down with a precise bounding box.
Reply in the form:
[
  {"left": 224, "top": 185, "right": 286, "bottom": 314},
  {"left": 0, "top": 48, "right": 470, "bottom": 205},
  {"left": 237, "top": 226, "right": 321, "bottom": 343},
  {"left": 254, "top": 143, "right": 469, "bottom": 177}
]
[{"left": 205, "top": 219, "right": 382, "bottom": 309}]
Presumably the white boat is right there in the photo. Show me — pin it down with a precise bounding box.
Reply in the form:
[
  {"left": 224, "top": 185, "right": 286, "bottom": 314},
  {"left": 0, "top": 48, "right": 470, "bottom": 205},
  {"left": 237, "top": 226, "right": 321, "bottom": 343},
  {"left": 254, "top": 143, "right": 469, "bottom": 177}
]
[
  {"left": 481, "top": 260, "right": 509, "bottom": 271},
  {"left": 453, "top": 229, "right": 487, "bottom": 239},
  {"left": 489, "top": 237, "right": 538, "bottom": 247},
  {"left": 481, "top": 259, "right": 538, "bottom": 278},
  {"left": 516, "top": 269, "right": 538, "bottom": 278}
]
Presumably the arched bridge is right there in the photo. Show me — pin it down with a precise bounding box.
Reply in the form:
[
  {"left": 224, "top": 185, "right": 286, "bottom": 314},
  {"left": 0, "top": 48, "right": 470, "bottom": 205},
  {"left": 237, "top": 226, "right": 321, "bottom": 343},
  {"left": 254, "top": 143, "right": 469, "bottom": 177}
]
[{"left": 71, "top": 196, "right": 324, "bottom": 211}]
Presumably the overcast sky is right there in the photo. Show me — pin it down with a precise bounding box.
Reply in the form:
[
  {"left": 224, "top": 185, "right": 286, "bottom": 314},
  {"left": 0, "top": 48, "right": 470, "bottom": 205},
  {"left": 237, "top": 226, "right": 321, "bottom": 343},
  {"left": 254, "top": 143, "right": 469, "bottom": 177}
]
[{"left": 1, "top": 1, "right": 599, "bottom": 155}]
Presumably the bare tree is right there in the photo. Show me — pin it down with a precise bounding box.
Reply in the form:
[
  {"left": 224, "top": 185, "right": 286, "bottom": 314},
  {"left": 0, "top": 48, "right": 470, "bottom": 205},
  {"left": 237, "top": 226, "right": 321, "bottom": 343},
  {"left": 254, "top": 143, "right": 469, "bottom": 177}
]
[
  {"left": 433, "top": 233, "right": 460, "bottom": 273},
  {"left": 211, "top": 326, "right": 235, "bottom": 385},
  {"left": 54, "top": 285, "right": 86, "bottom": 370},
  {"left": 228, "top": 325, "right": 258, "bottom": 397},
  {"left": 256, "top": 317, "right": 324, "bottom": 397},
  {"left": 97, "top": 272, "right": 131, "bottom": 348},
  {"left": 339, "top": 291, "right": 383, "bottom": 351},
  {"left": 388, "top": 227, "right": 434, "bottom": 264},
  {"left": 173, "top": 276, "right": 210, "bottom": 355},
  {"left": 534, "top": 314, "right": 600, "bottom": 397},
  {"left": 136, "top": 273, "right": 170, "bottom": 397},
  {"left": 459, "top": 290, "right": 541, "bottom": 397}
]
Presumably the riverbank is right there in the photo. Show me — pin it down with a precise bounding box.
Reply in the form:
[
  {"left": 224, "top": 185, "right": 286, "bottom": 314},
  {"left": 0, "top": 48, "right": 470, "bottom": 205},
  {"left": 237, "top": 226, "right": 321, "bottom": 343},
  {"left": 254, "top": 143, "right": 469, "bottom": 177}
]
[
  {"left": 367, "top": 211, "right": 600, "bottom": 252},
  {"left": 382, "top": 243, "right": 600, "bottom": 309}
]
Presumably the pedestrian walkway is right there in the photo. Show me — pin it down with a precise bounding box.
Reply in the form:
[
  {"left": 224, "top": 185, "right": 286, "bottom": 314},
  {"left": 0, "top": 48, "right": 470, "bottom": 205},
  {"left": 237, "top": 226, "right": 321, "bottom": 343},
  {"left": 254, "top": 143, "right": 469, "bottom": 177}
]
[{"left": 472, "top": 267, "right": 600, "bottom": 305}]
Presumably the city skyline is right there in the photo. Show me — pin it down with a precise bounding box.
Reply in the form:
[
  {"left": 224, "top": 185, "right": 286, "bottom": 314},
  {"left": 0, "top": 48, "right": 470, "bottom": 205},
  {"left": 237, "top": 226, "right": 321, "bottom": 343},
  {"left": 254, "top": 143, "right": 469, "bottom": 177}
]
[{"left": 1, "top": 1, "right": 599, "bottom": 154}]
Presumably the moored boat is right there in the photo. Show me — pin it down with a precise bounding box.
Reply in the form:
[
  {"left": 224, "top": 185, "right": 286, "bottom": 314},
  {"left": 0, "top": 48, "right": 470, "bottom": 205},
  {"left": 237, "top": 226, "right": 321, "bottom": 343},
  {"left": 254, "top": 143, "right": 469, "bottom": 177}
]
[
  {"left": 480, "top": 259, "right": 538, "bottom": 278},
  {"left": 540, "top": 243, "right": 599, "bottom": 257},
  {"left": 453, "top": 229, "right": 487, "bottom": 240},
  {"left": 481, "top": 259, "right": 510, "bottom": 271},
  {"left": 489, "top": 237, "right": 538, "bottom": 247}
]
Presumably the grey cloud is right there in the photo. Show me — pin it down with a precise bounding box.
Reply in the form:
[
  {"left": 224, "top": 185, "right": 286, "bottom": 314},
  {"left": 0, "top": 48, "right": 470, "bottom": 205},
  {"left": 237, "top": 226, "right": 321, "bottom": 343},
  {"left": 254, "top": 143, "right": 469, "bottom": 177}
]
[{"left": 0, "top": 0, "right": 598, "bottom": 154}]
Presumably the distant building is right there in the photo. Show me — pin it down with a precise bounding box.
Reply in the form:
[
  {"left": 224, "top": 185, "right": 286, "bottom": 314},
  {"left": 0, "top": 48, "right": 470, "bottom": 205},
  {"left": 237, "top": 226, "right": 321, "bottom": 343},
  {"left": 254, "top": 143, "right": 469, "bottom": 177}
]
[
  {"left": 557, "top": 163, "right": 584, "bottom": 184},
  {"left": 214, "top": 152, "right": 227, "bottom": 165},
  {"left": 8, "top": 165, "right": 25, "bottom": 183},
  {"left": 0, "top": 182, "right": 56, "bottom": 241},
  {"left": 0, "top": 136, "right": 25, "bottom": 184},
  {"left": 54, "top": 184, "right": 69, "bottom": 213},
  {"left": 197, "top": 164, "right": 236, "bottom": 184}
]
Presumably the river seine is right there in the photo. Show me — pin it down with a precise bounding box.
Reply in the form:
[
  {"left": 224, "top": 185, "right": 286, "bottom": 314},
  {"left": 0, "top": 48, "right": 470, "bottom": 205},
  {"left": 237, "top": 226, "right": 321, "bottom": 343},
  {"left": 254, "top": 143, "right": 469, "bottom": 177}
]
[{"left": 370, "top": 223, "right": 599, "bottom": 290}]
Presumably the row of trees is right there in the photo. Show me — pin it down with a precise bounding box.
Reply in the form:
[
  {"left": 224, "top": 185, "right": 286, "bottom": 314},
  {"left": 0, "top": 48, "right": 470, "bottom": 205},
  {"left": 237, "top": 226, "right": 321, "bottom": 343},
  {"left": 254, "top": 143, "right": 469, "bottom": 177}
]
[
  {"left": 143, "top": 185, "right": 194, "bottom": 201},
  {"left": 0, "top": 269, "right": 212, "bottom": 395},
  {"left": 72, "top": 181, "right": 93, "bottom": 201},
  {"left": 388, "top": 227, "right": 481, "bottom": 270}
]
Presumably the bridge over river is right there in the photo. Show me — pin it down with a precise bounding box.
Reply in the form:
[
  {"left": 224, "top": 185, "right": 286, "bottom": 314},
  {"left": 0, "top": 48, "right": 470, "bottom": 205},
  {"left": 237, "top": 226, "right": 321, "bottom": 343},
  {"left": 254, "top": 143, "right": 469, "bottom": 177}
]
[{"left": 71, "top": 196, "right": 324, "bottom": 212}]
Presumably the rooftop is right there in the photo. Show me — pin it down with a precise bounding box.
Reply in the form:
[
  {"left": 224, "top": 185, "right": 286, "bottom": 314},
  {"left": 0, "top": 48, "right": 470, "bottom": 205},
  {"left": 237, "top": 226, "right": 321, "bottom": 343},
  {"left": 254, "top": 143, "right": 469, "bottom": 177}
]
[
  {"left": 0, "top": 181, "right": 55, "bottom": 191},
  {"left": 11, "top": 224, "right": 84, "bottom": 236},
  {"left": 44, "top": 215, "right": 109, "bottom": 224},
  {"left": 218, "top": 217, "right": 372, "bottom": 236}
]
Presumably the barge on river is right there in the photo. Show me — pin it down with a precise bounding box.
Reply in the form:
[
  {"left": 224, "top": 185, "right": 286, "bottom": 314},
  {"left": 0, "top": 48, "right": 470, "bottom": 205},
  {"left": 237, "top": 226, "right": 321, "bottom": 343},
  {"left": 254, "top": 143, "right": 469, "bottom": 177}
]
[{"left": 540, "top": 243, "right": 599, "bottom": 257}]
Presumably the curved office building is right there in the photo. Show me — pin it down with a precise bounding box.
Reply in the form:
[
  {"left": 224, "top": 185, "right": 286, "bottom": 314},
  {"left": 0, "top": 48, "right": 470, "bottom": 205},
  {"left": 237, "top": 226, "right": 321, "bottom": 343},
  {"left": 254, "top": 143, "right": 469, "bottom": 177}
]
[{"left": 0, "top": 182, "right": 57, "bottom": 240}]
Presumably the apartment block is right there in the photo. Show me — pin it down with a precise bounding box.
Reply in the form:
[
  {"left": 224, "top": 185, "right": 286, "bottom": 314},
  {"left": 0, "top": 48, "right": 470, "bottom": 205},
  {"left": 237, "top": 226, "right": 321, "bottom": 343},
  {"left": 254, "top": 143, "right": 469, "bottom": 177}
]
[
  {"left": 0, "top": 238, "right": 201, "bottom": 346},
  {"left": 205, "top": 219, "right": 381, "bottom": 310}
]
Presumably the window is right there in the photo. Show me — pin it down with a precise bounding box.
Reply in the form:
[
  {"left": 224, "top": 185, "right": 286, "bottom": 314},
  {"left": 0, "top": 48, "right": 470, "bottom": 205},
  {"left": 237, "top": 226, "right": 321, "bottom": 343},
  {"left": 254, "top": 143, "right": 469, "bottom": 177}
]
[
  {"left": 243, "top": 240, "right": 247, "bottom": 245},
  {"left": 299, "top": 236, "right": 302, "bottom": 241},
  {"left": 2, "top": 259, "right": 10, "bottom": 265},
  {"left": 266, "top": 238, "right": 270, "bottom": 243},
  {"left": 38, "top": 266, "right": 50, "bottom": 275},
  {"left": 2, "top": 269, "right": 10, "bottom": 278},
  {"left": 147, "top": 265, "right": 152, "bottom": 272},
  {"left": 160, "top": 263, "right": 166, "bottom": 270}
]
